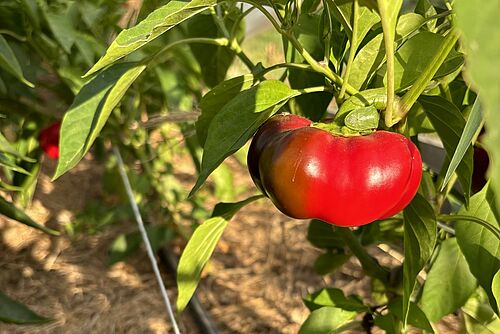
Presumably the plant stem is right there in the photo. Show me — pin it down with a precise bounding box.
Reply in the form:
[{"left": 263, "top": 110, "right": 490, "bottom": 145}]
[
  {"left": 286, "top": 32, "right": 358, "bottom": 95},
  {"left": 0, "top": 30, "right": 27, "bottom": 41},
  {"left": 336, "top": 227, "right": 389, "bottom": 283},
  {"left": 258, "top": 62, "right": 316, "bottom": 76},
  {"left": 243, "top": 0, "right": 282, "bottom": 32},
  {"left": 398, "top": 29, "right": 460, "bottom": 121},
  {"left": 229, "top": 39, "right": 256, "bottom": 70},
  {"left": 267, "top": 0, "right": 285, "bottom": 24},
  {"left": 338, "top": 0, "right": 359, "bottom": 101},
  {"left": 435, "top": 173, "right": 458, "bottom": 211},
  {"left": 210, "top": 6, "right": 256, "bottom": 71},
  {"left": 298, "top": 86, "right": 333, "bottom": 94},
  {"left": 322, "top": 0, "right": 333, "bottom": 65},
  {"left": 244, "top": 0, "right": 359, "bottom": 96},
  {"left": 231, "top": 6, "right": 256, "bottom": 38},
  {"left": 378, "top": 0, "right": 397, "bottom": 128},
  {"left": 438, "top": 214, "right": 500, "bottom": 241},
  {"left": 211, "top": 6, "right": 231, "bottom": 38}
]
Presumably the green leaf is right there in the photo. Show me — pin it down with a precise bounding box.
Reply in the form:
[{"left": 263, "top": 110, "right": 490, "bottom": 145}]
[
  {"left": 374, "top": 313, "right": 400, "bottom": 334},
  {"left": 0, "top": 35, "right": 33, "bottom": 87},
  {"left": 45, "top": 13, "right": 76, "bottom": 53},
  {"left": 402, "top": 193, "right": 437, "bottom": 326},
  {"left": 492, "top": 270, "right": 500, "bottom": 312},
  {"left": 421, "top": 95, "right": 473, "bottom": 204},
  {"left": 290, "top": 11, "right": 324, "bottom": 60},
  {"left": 456, "top": 184, "right": 500, "bottom": 312},
  {"left": 176, "top": 216, "right": 228, "bottom": 313},
  {"left": 407, "top": 102, "right": 434, "bottom": 136},
  {"left": 196, "top": 74, "right": 255, "bottom": 147},
  {"left": 349, "top": 34, "right": 384, "bottom": 90},
  {"left": 414, "top": 0, "right": 437, "bottom": 31},
  {"left": 176, "top": 195, "right": 260, "bottom": 313},
  {"left": 463, "top": 294, "right": 500, "bottom": 334},
  {"left": 74, "top": 32, "right": 100, "bottom": 67},
  {"left": 327, "top": 0, "right": 380, "bottom": 46},
  {"left": 187, "top": 6, "right": 243, "bottom": 88},
  {"left": 307, "top": 219, "right": 346, "bottom": 249},
  {"left": 298, "top": 306, "right": 357, "bottom": 334},
  {"left": 395, "top": 13, "right": 426, "bottom": 42},
  {"left": 455, "top": 0, "right": 500, "bottom": 217},
  {"left": 0, "top": 153, "right": 30, "bottom": 175},
  {"left": 15, "top": 161, "right": 41, "bottom": 208},
  {"left": 344, "top": 105, "right": 379, "bottom": 131},
  {"left": 385, "top": 32, "right": 464, "bottom": 91},
  {"left": 0, "top": 194, "right": 59, "bottom": 235},
  {"left": 420, "top": 238, "right": 477, "bottom": 322},
  {"left": 286, "top": 12, "right": 332, "bottom": 121},
  {"left": 189, "top": 80, "right": 298, "bottom": 196},
  {"left": 388, "top": 297, "right": 433, "bottom": 332},
  {"left": 0, "top": 291, "right": 50, "bottom": 324},
  {"left": 303, "top": 288, "right": 369, "bottom": 312},
  {"left": 108, "top": 225, "right": 174, "bottom": 265},
  {"left": 78, "top": 2, "right": 105, "bottom": 28},
  {"left": 442, "top": 98, "right": 483, "bottom": 191},
  {"left": 86, "top": 0, "right": 218, "bottom": 76},
  {"left": 313, "top": 252, "right": 351, "bottom": 275},
  {"left": 210, "top": 195, "right": 263, "bottom": 220},
  {"left": 349, "top": 13, "right": 425, "bottom": 90},
  {"left": 0, "top": 132, "right": 34, "bottom": 162},
  {"left": 54, "top": 62, "right": 146, "bottom": 180}
]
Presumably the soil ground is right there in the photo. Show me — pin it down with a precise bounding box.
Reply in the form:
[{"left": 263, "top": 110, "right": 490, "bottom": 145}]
[{"left": 0, "top": 154, "right": 462, "bottom": 334}]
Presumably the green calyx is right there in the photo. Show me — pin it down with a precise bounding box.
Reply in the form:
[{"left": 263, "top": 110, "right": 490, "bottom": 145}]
[
  {"left": 314, "top": 104, "right": 380, "bottom": 137},
  {"left": 344, "top": 105, "right": 380, "bottom": 131}
]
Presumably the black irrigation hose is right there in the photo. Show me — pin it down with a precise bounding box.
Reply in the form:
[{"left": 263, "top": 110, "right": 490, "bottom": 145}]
[{"left": 158, "top": 248, "right": 220, "bottom": 334}]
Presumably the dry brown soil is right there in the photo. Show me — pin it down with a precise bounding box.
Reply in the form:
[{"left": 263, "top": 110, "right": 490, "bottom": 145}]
[{"left": 0, "top": 152, "right": 463, "bottom": 334}]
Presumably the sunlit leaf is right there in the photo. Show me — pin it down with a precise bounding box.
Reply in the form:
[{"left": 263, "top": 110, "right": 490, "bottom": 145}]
[
  {"left": 403, "top": 193, "right": 437, "bottom": 325},
  {"left": 86, "top": 0, "right": 218, "bottom": 76},
  {"left": 54, "top": 62, "right": 145, "bottom": 179},
  {"left": 455, "top": 0, "right": 500, "bottom": 217},
  {"left": 421, "top": 95, "right": 473, "bottom": 205},
  {"left": 420, "top": 238, "right": 477, "bottom": 321},
  {"left": 0, "top": 195, "right": 59, "bottom": 235},
  {"left": 0, "top": 35, "right": 33, "bottom": 87},
  {"left": 190, "top": 80, "right": 298, "bottom": 196},
  {"left": 298, "top": 306, "right": 357, "bottom": 334},
  {"left": 456, "top": 184, "right": 500, "bottom": 312},
  {"left": 196, "top": 75, "right": 255, "bottom": 147},
  {"left": 0, "top": 291, "right": 50, "bottom": 324}
]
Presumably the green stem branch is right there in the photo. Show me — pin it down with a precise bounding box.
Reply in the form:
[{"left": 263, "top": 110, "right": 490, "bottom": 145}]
[
  {"left": 210, "top": 6, "right": 255, "bottom": 71},
  {"left": 435, "top": 173, "right": 458, "bottom": 211},
  {"left": 229, "top": 39, "right": 256, "bottom": 70},
  {"left": 339, "top": 0, "right": 359, "bottom": 101},
  {"left": 336, "top": 227, "right": 389, "bottom": 283},
  {"left": 258, "top": 62, "right": 316, "bottom": 76},
  {"left": 398, "top": 29, "right": 460, "bottom": 121},
  {"left": 298, "top": 85, "right": 333, "bottom": 94},
  {"left": 244, "top": 0, "right": 358, "bottom": 96},
  {"left": 286, "top": 32, "right": 358, "bottom": 95},
  {"left": 378, "top": 1, "right": 397, "bottom": 128},
  {"left": 438, "top": 214, "right": 500, "bottom": 241}
]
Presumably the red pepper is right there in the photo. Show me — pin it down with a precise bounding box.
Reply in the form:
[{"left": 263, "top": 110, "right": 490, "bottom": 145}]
[
  {"left": 248, "top": 114, "right": 422, "bottom": 227},
  {"left": 38, "top": 122, "right": 61, "bottom": 159}
]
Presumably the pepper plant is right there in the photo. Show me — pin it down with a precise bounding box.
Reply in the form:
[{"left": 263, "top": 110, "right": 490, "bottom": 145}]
[{"left": 2, "top": 0, "right": 500, "bottom": 332}]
